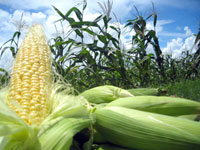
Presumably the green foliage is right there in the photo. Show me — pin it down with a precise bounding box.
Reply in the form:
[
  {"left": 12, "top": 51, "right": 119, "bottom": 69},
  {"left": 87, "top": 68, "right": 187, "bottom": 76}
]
[
  {"left": 0, "top": 68, "right": 10, "bottom": 87},
  {"left": 51, "top": 1, "right": 132, "bottom": 91},
  {"left": 166, "top": 79, "right": 200, "bottom": 101}
]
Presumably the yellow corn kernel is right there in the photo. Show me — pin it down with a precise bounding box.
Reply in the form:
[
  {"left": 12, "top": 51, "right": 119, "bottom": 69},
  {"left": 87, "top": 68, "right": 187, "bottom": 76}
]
[{"left": 7, "top": 24, "right": 52, "bottom": 125}]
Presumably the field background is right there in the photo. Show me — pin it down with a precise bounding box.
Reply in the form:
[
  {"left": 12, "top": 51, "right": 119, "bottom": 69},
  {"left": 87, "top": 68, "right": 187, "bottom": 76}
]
[{"left": 0, "top": 0, "right": 199, "bottom": 101}]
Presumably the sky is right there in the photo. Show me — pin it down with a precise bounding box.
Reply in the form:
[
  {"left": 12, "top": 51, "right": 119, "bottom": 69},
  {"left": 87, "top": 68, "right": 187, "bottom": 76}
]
[{"left": 0, "top": 0, "right": 199, "bottom": 70}]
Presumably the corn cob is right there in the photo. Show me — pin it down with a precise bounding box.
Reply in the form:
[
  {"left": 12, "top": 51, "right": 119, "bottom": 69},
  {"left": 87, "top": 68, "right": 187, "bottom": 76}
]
[
  {"left": 107, "top": 96, "right": 200, "bottom": 116},
  {"left": 6, "top": 24, "right": 52, "bottom": 125},
  {"left": 80, "top": 85, "right": 133, "bottom": 104},
  {"left": 95, "top": 106, "right": 200, "bottom": 150}
]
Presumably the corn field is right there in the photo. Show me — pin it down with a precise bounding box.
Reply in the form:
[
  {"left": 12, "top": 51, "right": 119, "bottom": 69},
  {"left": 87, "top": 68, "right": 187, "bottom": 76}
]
[
  {"left": 0, "top": 1, "right": 200, "bottom": 150},
  {"left": 0, "top": 1, "right": 200, "bottom": 93}
]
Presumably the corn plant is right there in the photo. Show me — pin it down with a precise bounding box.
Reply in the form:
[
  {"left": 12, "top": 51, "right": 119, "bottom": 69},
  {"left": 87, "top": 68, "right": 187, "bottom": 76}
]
[
  {"left": 0, "top": 0, "right": 199, "bottom": 93},
  {"left": 51, "top": 0, "right": 133, "bottom": 91}
]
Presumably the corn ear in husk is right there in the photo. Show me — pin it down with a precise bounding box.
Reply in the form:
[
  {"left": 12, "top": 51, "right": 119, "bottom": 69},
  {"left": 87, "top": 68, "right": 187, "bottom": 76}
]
[
  {"left": 80, "top": 85, "right": 133, "bottom": 104},
  {"left": 127, "top": 88, "right": 159, "bottom": 96},
  {"left": 107, "top": 96, "right": 200, "bottom": 116},
  {"left": 95, "top": 106, "right": 200, "bottom": 150},
  {"left": 178, "top": 114, "right": 200, "bottom": 121}
]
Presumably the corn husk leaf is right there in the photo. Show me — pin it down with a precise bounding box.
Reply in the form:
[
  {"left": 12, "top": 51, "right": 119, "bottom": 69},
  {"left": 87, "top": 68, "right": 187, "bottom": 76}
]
[
  {"left": 95, "top": 106, "right": 200, "bottom": 150},
  {"left": 80, "top": 85, "right": 133, "bottom": 104},
  {"left": 107, "top": 96, "right": 200, "bottom": 116},
  {"left": 93, "top": 129, "right": 107, "bottom": 144},
  {"left": 127, "top": 88, "right": 159, "bottom": 96},
  {"left": 178, "top": 114, "right": 200, "bottom": 121},
  {"left": 0, "top": 96, "right": 40, "bottom": 150},
  {"left": 39, "top": 118, "right": 91, "bottom": 150},
  {"left": 41, "top": 92, "right": 91, "bottom": 124}
]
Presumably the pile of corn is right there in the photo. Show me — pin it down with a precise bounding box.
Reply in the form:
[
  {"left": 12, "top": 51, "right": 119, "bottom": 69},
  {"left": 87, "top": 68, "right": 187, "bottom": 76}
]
[{"left": 0, "top": 24, "right": 200, "bottom": 150}]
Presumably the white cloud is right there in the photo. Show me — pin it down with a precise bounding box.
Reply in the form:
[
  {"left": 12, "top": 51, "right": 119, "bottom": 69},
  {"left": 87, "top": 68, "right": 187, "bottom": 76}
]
[
  {"left": 10, "top": 10, "right": 47, "bottom": 30},
  {"left": 162, "top": 26, "right": 196, "bottom": 58},
  {"left": 0, "top": 0, "right": 48, "bottom": 10},
  {"left": 146, "top": 20, "right": 191, "bottom": 38},
  {"left": 0, "top": 9, "right": 14, "bottom": 32},
  {"left": 163, "top": 38, "right": 183, "bottom": 56},
  {"left": 184, "top": 26, "right": 192, "bottom": 37},
  {"left": 0, "top": 49, "right": 14, "bottom": 72},
  {"left": 146, "top": 20, "right": 174, "bottom": 33},
  {"left": 176, "top": 26, "right": 181, "bottom": 31},
  {"left": 159, "top": 32, "right": 186, "bottom": 38},
  {"left": 0, "top": 9, "right": 10, "bottom": 22}
]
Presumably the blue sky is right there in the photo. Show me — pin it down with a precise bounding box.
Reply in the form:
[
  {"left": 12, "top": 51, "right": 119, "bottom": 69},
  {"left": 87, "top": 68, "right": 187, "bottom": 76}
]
[{"left": 0, "top": 0, "right": 199, "bottom": 69}]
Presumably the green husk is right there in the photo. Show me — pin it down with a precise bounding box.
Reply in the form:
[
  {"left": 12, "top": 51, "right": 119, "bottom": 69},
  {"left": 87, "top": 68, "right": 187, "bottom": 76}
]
[
  {"left": 37, "top": 91, "right": 93, "bottom": 150},
  {"left": 80, "top": 85, "right": 133, "bottom": 104},
  {"left": 95, "top": 106, "right": 200, "bottom": 150},
  {"left": 0, "top": 87, "right": 9, "bottom": 103},
  {"left": 107, "top": 96, "right": 200, "bottom": 116},
  {"left": 178, "top": 114, "right": 200, "bottom": 121},
  {"left": 41, "top": 93, "right": 91, "bottom": 124},
  {"left": 39, "top": 118, "right": 92, "bottom": 150},
  {"left": 0, "top": 94, "right": 40, "bottom": 150},
  {"left": 93, "top": 129, "right": 107, "bottom": 144},
  {"left": 93, "top": 103, "right": 108, "bottom": 109},
  {"left": 127, "top": 88, "right": 159, "bottom": 96}
]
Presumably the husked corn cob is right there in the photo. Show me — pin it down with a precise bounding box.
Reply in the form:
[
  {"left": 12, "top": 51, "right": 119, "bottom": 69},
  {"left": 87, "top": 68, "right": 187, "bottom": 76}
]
[
  {"left": 107, "top": 96, "right": 200, "bottom": 116},
  {"left": 7, "top": 24, "right": 52, "bottom": 125}
]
